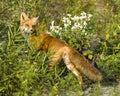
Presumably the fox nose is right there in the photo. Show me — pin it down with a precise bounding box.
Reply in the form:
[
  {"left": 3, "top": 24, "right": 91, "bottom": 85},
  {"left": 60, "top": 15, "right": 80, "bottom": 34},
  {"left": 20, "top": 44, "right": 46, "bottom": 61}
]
[
  {"left": 30, "top": 29, "right": 33, "bottom": 31},
  {"left": 30, "top": 29, "right": 35, "bottom": 34}
]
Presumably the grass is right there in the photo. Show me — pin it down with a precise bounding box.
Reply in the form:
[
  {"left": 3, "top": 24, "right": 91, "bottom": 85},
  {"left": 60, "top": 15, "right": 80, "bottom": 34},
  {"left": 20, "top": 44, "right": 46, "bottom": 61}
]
[{"left": 0, "top": 0, "right": 120, "bottom": 96}]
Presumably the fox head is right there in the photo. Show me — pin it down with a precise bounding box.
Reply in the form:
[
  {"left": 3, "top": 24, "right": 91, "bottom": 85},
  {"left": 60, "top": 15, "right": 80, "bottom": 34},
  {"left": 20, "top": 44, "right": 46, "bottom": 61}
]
[{"left": 20, "top": 12, "right": 39, "bottom": 34}]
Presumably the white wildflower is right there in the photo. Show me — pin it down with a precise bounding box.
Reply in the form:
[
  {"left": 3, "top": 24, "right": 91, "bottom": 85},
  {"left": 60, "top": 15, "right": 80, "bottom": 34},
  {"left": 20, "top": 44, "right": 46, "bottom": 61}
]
[
  {"left": 84, "top": 32, "right": 87, "bottom": 35},
  {"left": 82, "top": 29, "right": 85, "bottom": 33},
  {"left": 67, "top": 14, "right": 71, "bottom": 17},
  {"left": 71, "top": 22, "right": 83, "bottom": 31},
  {"left": 80, "top": 12, "right": 87, "bottom": 19},
  {"left": 81, "top": 11, "right": 87, "bottom": 16},
  {"left": 62, "top": 17, "right": 71, "bottom": 28},
  {"left": 79, "top": 16, "right": 86, "bottom": 20},
  {"left": 62, "top": 17, "right": 69, "bottom": 23},
  {"left": 64, "top": 23, "right": 69, "bottom": 28},
  {"left": 88, "top": 14, "right": 92, "bottom": 18},
  {"left": 82, "top": 29, "right": 87, "bottom": 35},
  {"left": 83, "top": 21, "right": 87, "bottom": 27},
  {"left": 87, "top": 14, "right": 92, "bottom": 21},
  {"left": 50, "top": 21, "right": 55, "bottom": 31},
  {"left": 71, "top": 15, "right": 80, "bottom": 21},
  {"left": 51, "top": 21, "right": 54, "bottom": 26},
  {"left": 50, "top": 20, "right": 62, "bottom": 33}
]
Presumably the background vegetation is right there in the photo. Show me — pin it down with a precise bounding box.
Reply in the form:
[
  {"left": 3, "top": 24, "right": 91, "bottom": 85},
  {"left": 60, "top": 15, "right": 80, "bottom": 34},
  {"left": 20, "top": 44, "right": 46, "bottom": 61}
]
[{"left": 0, "top": 0, "right": 120, "bottom": 96}]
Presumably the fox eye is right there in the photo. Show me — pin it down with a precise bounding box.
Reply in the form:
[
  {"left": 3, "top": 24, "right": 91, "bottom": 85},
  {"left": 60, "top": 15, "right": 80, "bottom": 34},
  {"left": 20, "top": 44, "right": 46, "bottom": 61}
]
[{"left": 25, "top": 24, "right": 29, "bottom": 27}]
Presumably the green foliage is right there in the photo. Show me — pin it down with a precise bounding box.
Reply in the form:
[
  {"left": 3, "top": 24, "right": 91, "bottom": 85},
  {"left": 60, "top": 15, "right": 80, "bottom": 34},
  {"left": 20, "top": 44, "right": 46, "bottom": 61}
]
[
  {"left": 0, "top": 0, "right": 120, "bottom": 95},
  {"left": 98, "top": 53, "right": 120, "bottom": 81}
]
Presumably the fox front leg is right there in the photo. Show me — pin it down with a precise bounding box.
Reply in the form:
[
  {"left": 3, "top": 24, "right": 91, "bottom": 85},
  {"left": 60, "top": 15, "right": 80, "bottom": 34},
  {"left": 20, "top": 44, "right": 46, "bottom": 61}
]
[
  {"left": 48, "top": 50, "right": 63, "bottom": 69},
  {"left": 48, "top": 56, "right": 62, "bottom": 69}
]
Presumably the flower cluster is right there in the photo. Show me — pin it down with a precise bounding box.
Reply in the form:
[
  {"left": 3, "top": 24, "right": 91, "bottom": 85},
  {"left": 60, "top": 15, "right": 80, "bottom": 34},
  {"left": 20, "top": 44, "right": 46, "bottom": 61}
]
[
  {"left": 49, "top": 12, "right": 92, "bottom": 38},
  {"left": 50, "top": 21, "right": 62, "bottom": 33}
]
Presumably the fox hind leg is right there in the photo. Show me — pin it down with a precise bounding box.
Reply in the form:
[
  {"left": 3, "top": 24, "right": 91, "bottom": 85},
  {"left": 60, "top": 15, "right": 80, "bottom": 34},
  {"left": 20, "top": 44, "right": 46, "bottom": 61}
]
[{"left": 63, "top": 53, "right": 84, "bottom": 86}]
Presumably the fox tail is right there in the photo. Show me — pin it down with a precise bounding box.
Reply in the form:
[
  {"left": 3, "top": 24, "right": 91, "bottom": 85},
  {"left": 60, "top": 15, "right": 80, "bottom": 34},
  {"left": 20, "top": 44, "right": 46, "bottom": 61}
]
[{"left": 69, "top": 48, "right": 102, "bottom": 81}]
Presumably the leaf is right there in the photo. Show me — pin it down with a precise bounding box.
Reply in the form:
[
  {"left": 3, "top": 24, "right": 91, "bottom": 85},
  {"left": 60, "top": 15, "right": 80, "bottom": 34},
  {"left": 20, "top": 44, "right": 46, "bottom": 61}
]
[
  {"left": 105, "top": 33, "right": 110, "bottom": 40},
  {"left": 88, "top": 54, "right": 93, "bottom": 60}
]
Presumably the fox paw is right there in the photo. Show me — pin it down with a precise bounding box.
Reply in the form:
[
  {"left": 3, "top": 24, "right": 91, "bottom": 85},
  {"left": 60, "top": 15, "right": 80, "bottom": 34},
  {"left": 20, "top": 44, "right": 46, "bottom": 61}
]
[
  {"left": 82, "top": 85, "right": 88, "bottom": 91},
  {"left": 79, "top": 82, "right": 87, "bottom": 90},
  {"left": 48, "top": 64, "right": 55, "bottom": 69}
]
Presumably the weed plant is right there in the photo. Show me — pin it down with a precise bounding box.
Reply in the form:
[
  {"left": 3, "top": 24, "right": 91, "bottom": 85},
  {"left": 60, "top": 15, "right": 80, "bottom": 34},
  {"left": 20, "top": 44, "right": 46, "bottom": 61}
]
[{"left": 0, "top": 0, "right": 120, "bottom": 96}]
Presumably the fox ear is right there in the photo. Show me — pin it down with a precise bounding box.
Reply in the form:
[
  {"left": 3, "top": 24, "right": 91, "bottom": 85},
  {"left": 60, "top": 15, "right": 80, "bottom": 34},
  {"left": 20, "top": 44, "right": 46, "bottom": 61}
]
[
  {"left": 21, "top": 12, "right": 29, "bottom": 21},
  {"left": 31, "top": 16, "right": 39, "bottom": 25}
]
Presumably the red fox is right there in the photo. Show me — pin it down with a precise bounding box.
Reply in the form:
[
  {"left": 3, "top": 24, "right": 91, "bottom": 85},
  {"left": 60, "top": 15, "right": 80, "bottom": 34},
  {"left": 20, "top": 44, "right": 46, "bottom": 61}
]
[{"left": 20, "top": 12, "right": 102, "bottom": 87}]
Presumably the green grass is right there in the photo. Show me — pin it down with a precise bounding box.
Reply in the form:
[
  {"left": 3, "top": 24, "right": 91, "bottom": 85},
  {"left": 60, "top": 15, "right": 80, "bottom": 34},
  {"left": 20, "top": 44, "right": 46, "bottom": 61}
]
[{"left": 0, "top": 0, "right": 120, "bottom": 96}]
